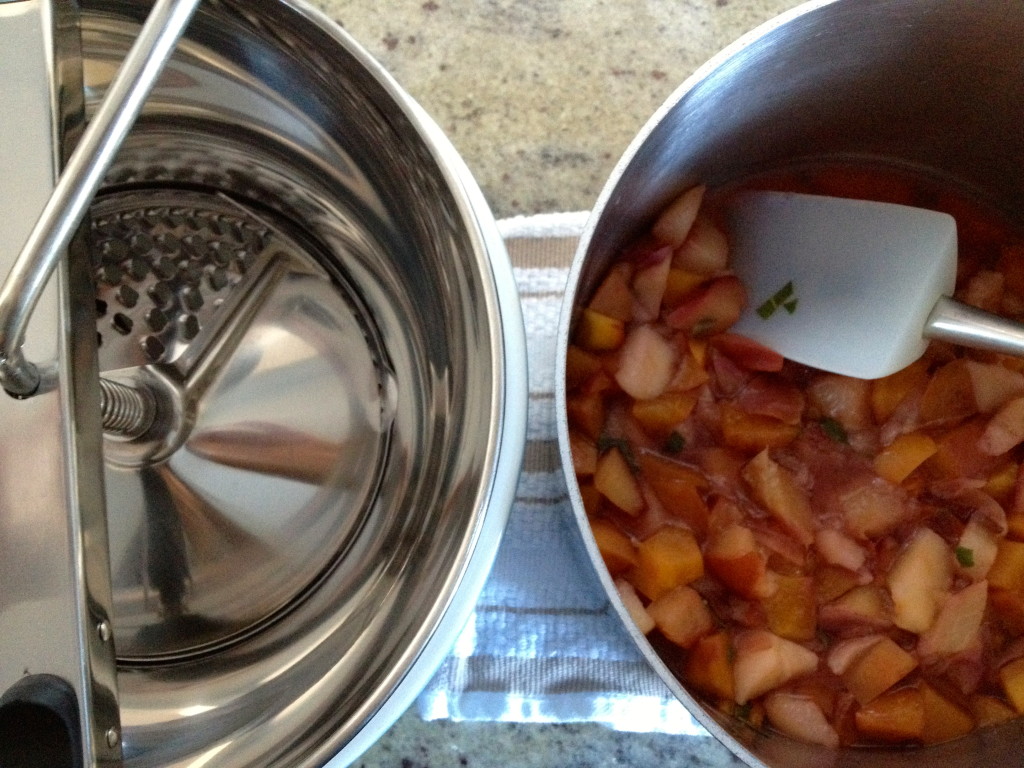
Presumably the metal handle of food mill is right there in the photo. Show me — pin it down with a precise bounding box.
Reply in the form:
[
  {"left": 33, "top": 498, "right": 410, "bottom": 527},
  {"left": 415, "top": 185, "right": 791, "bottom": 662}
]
[{"left": 0, "top": 0, "right": 201, "bottom": 406}]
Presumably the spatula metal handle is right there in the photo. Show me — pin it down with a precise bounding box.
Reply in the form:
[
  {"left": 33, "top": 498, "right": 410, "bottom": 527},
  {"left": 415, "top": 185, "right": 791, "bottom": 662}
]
[
  {"left": 0, "top": 0, "right": 201, "bottom": 397},
  {"left": 926, "top": 296, "right": 1024, "bottom": 357}
]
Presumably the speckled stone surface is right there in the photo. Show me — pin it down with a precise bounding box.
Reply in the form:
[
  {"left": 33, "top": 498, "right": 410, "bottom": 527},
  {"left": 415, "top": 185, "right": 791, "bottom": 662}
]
[{"left": 304, "top": 1, "right": 806, "bottom": 766}]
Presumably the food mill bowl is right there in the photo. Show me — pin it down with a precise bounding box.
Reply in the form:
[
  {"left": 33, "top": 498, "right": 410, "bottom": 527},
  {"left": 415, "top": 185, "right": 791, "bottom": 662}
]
[
  {"left": 67, "top": 0, "right": 526, "bottom": 765},
  {"left": 556, "top": 0, "right": 1024, "bottom": 766}
]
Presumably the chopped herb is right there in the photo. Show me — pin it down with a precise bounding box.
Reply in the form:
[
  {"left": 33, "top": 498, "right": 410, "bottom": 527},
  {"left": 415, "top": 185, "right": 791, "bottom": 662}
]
[
  {"left": 663, "top": 431, "right": 686, "bottom": 455},
  {"left": 956, "top": 546, "right": 975, "bottom": 568},
  {"left": 819, "top": 417, "right": 849, "bottom": 444},
  {"left": 596, "top": 435, "right": 639, "bottom": 472},
  {"left": 691, "top": 317, "right": 716, "bottom": 337},
  {"left": 734, "top": 702, "right": 752, "bottom": 721},
  {"left": 756, "top": 280, "right": 798, "bottom": 319}
]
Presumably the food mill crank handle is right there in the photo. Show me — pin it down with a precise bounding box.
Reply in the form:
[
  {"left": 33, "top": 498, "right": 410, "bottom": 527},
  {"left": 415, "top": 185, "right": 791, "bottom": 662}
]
[{"left": 0, "top": 0, "right": 201, "bottom": 421}]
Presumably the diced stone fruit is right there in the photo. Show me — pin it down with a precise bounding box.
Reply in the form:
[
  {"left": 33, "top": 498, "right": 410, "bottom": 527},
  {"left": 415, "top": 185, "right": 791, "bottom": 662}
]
[
  {"left": 684, "top": 631, "right": 735, "bottom": 701},
  {"left": 631, "top": 526, "right": 704, "bottom": 600},
  {"left": 854, "top": 686, "right": 924, "bottom": 743},
  {"left": 827, "top": 635, "right": 885, "bottom": 676},
  {"left": 594, "top": 447, "right": 644, "bottom": 515},
  {"left": 732, "top": 629, "right": 818, "bottom": 704},
  {"left": 966, "top": 360, "right": 1024, "bottom": 414},
  {"left": 815, "top": 528, "right": 867, "bottom": 572},
  {"left": 614, "top": 325, "right": 678, "bottom": 400},
  {"left": 664, "top": 275, "right": 747, "bottom": 337},
  {"left": 762, "top": 574, "right": 816, "bottom": 641},
  {"left": 615, "top": 578, "right": 655, "bottom": 634},
  {"left": 980, "top": 396, "right": 1024, "bottom": 455},
  {"left": 920, "top": 682, "right": 975, "bottom": 744},
  {"left": 1000, "top": 655, "right": 1024, "bottom": 712},
  {"left": 886, "top": 527, "right": 953, "bottom": 634},
  {"left": 705, "top": 523, "right": 776, "bottom": 600},
  {"left": 651, "top": 185, "right": 706, "bottom": 247},
  {"left": 742, "top": 449, "right": 815, "bottom": 546},
  {"left": 840, "top": 636, "right": 918, "bottom": 705},
  {"left": 588, "top": 263, "right": 635, "bottom": 321},
  {"left": 763, "top": 692, "right": 840, "bottom": 748},
  {"left": 918, "top": 580, "right": 988, "bottom": 659},
  {"left": 575, "top": 308, "right": 626, "bottom": 351},
  {"left": 631, "top": 247, "right": 673, "bottom": 321},
  {"left": 590, "top": 518, "right": 637, "bottom": 575},
  {"left": 672, "top": 214, "right": 729, "bottom": 275},
  {"left": 647, "top": 584, "right": 715, "bottom": 648},
  {"left": 819, "top": 584, "right": 893, "bottom": 632},
  {"left": 970, "top": 694, "right": 1018, "bottom": 727},
  {"left": 873, "top": 432, "right": 937, "bottom": 484},
  {"left": 986, "top": 538, "right": 1024, "bottom": 592},
  {"left": 838, "top": 476, "right": 914, "bottom": 539}
]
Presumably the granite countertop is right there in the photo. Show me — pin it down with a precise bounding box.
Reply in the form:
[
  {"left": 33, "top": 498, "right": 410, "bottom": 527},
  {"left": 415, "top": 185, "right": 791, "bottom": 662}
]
[{"left": 305, "top": 1, "right": 804, "bottom": 766}]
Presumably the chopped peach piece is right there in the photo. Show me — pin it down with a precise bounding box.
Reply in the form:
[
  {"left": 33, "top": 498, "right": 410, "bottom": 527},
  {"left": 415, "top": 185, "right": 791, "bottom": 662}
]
[
  {"left": 569, "top": 431, "right": 598, "bottom": 476},
  {"left": 920, "top": 682, "right": 975, "bottom": 744},
  {"left": 615, "top": 325, "right": 678, "bottom": 400},
  {"left": 672, "top": 213, "right": 728, "bottom": 275},
  {"left": 969, "top": 694, "right": 1018, "bottom": 727},
  {"left": 855, "top": 686, "right": 925, "bottom": 743},
  {"left": 614, "top": 578, "right": 655, "bottom": 634},
  {"left": 841, "top": 636, "right": 918, "bottom": 704},
  {"left": 886, "top": 527, "right": 953, "bottom": 634},
  {"left": 819, "top": 584, "right": 893, "bottom": 633},
  {"left": 631, "top": 247, "right": 673, "bottom": 321},
  {"left": 920, "top": 359, "right": 978, "bottom": 423},
  {"left": 732, "top": 629, "right": 818, "bottom": 704},
  {"left": 705, "top": 523, "right": 775, "bottom": 600},
  {"left": 873, "top": 433, "right": 937, "bottom": 484},
  {"left": 637, "top": 453, "right": 709, "bottom": 537},
  {"left": 742, "top": 449, "right": 815, "bottom": 546},
  {"left": 651, "top": 185, "right": 705, "bottom": 247},
  {"left": 662, "top": 268, "right": 709, "bottom": 309},
  {"left": 631, "top": 526, "right": 704, "bottom": 600},
  {"left": 871, "top": 359, "right": 930, "bottom": 423},
  {"left": 814, "top": 528, "right": 867, "bottom": 572},
  {"left": 918, "top": 580, "right": 988, "bottom": 659},
  {"left": 980, "top": 396, "right": 1024, "bottom": 455},
  {"left": 928, "top": 417, "right": 1002, "bottom": 479},
  {"left": 588, "top": 263, "right": 635, "bottom": 321},
  {"left": 815, "top": 564, "right": 862, "bottom": 604},
  {"left": 631, "top": 390, "right": 698, "bottom": 438},
  {"left": 807, "top": 374, "right": 873, "bottom": 432},
  {"left": 566, "top": 388, "right": 606, "bottom": 441},
  {"left": 574, "top": 308, "right": 625, "bottom": 352},
  {"left": 684, "top": 631, "right": 735, "bottom": 701},
  {"left": 565, "top": 344, "right": 603, "bottom": 390},
  {"left": 594, "top": 447, "right": 644, "bottom": 515},
  {"left": 647, "top": 584, "right": 715, "bottom": 648},
  {"left": 762, "top": 574, "right": 816, "bottom": 641},
  {"left": 837, "top": 475, "right": 913, "bottom": 539},
  {"left": 966, "top": 359, "right": 1024, "bottom": 413},
  {"left": 1000, "top": 656, "right": 1024, "bottom": 713},
  {"left": 721, "top": 405, "right": 800, "bottom": 452},
  {"left": 712, "top": 334, "right": 785, "bottom": 373},
  {"left": 827, "top": 635, "right": 884, "bottom": 676},
  {"left": 664, "top": 275, "right": 747, "bottom": 338},
  {"left": 763, "top": 692, "right": 839, "bottom": 748},
  {"left": 590, "top": 518, "right": 638, "bottom": 575},
  {"left": 987, "top": 538, "right": 1024, "bottom": 592}
]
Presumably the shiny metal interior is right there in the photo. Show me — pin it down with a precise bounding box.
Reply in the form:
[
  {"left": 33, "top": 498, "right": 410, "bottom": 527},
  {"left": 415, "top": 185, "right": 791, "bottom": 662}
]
[
  {"left": 78, "top": 0, "right": 526, "bottom": 766},
  {"left": 557, "top": 1, "right": 1024, "bottom": 767}
]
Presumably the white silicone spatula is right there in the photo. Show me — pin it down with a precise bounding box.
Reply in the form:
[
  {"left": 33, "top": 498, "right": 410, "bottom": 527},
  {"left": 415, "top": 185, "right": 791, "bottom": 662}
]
[{"left": 726, "top": 191, "right": 1024, "bottom": 380}]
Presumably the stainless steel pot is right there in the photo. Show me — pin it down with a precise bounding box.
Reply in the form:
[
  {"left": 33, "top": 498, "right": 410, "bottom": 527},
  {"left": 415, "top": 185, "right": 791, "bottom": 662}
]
[
  {"left": 557, "top": 1, "right": 1024, "bottom": 766},
  {"left": 0, "top": 0, "right": 527, "bottom": 766}
]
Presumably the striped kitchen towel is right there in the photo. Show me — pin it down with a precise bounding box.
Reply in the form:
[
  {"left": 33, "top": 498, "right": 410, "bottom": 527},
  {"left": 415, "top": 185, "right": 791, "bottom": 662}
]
[{"left": 415, "top": 213, "right": 705, "bottom": 735}]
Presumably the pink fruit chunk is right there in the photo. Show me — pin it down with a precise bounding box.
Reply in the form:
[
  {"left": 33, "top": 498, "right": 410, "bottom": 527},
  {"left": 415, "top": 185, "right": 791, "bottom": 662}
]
[
  {"left": 614, "top": 325, "right": 678, "bottom": 400},
  {"left": 651, "top": 185, "right": 706, "bottom": 247},
  {"left": 763, "top": 692, "right": 840, "bottom": 748},
  {"left": 665, "top": 275, "right": 747, "bottom": 338},
  {"left": 732, "top": 629, "right": 818, "bottom": 704}
]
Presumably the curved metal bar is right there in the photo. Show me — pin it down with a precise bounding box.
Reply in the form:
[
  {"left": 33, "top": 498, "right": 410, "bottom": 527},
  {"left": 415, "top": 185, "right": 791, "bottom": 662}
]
[
  {"left": 925, "top": 295, "right": 1024, "bottom": 358},
  {"left": 0, "top": 0, "right": 202, "bottom": 396}
]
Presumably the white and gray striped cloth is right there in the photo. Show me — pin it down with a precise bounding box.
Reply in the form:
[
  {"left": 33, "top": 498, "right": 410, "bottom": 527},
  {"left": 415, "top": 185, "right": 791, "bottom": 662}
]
[{"left": 416, "top": 213, "right": 705, "bottom": 735}]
